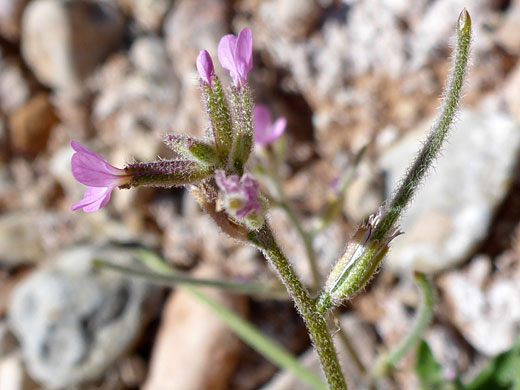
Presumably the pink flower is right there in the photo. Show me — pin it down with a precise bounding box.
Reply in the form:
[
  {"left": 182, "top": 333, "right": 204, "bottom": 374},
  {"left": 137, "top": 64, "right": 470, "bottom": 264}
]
[
  {"left": 196, "top": 50, "right": 214, "bottom": 86},
  {"left": 217, "top": 28, "right": 253, "bottom": 89},
  {"left": 215, "top": 170, "right": 260, "bottom": 218},
  {"left": 70, "top": 141, "right": 130, "bottom": 212},
  {"left": 253, "top": 104, "right": 287, "bottom": 146}
]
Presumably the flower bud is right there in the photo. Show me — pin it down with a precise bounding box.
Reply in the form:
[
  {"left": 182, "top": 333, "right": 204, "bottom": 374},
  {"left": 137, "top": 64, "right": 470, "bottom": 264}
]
[
  {"left": 196, "top": 50, "right": 215, "bottom": 86},
  {"left": 164, "top": 134, "right": 222, "bottom": 167},
  {"left": 319, "top": 209, "right": 402, "bottom": 310}
]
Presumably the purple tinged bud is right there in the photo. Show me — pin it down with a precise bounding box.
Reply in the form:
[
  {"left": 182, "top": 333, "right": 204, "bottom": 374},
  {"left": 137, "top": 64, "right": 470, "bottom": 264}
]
[
  {"left": 253, "top": 104, "right": 287, "bottom": 146},
  {"left": 196, "top": 50, "right": 215, "bottom": 86},
  {"left": 217, "top": 28, "right": 253, "bottom": 89}
]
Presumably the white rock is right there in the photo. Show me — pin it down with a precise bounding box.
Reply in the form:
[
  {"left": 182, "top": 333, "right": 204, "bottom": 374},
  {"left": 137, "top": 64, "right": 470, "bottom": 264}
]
[
  {"left": 439, "top": 255, "right": 520, "bottom": 356},
  {"left": 8, "top": 245, "right": 159, "bottom": 389},
  {"left": 380, "top": 110, "right": 520, "bottom": 273}
]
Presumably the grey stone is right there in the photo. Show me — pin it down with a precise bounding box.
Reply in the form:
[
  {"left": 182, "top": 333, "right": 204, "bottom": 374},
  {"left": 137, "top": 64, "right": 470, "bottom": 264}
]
[
  {"left": 379, "top": 110, "right": 520, "bottom": 273},
  {"left": 21, "top": 0, "right": 125, "bottom": 90},
  {"left": 8, "top": 245, "right": 158, "bottom": 389}
]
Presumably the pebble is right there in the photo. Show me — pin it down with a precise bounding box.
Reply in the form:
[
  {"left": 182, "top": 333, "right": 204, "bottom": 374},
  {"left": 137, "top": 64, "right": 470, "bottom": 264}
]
[
  {"left": 143, "top": 264, "right": 245, "bottom": 390},
  {"left": 0, "top": 0, "right": 29, "bottom": 40},
  {"left": 0, "top": 212, "right": 47, "bottom": 267},
  {"left": 379, "top": 109, "right": 520, "bottom": 273},
  {"left": 439, "top": 254, "right": 520, "bottom": 356},
  {"left": 8, "top": 93, "right": 59, "bottom": 156},
  {"left": 21, "top": 0, "right": 125, "bottom": 90},
  {"left": 8, "top": 245, "right": 159, "bottom": 389}
]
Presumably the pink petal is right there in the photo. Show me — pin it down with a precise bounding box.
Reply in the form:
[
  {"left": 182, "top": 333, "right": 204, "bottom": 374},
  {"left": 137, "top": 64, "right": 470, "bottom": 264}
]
[
  {"left": 71, "top": 186, "right": 113, "bottom": 212},
  {"left": 196, "top": 50, "right": 214, "bottom": 85},
  {"left": 218, "top": 34, "right": 238, "bottom": 76},
  {"left": 71, "top": 153, "right": 123, "bottom": 187},
  {"left": 70, "top": 141, "right": 125, "bottom": 187},
  {"left": 235, "top": 28, "right": 253, "bottom": 79}
]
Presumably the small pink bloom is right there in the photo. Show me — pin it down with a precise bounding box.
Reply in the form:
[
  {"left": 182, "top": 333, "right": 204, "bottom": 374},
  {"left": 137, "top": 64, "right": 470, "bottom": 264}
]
[
  {"left": 217, "top": 28, "right": 253, "bottom": 89},
  {"left": 253, "top": 104, "right": 287, "bottom": 146},
  {"left": 196, "top": 50, "right": 214, "bottom": 86},
  {"left": 70, "top": 141, "right": 130, "bottom": 212},
  {"left": 215, "top": 170, "right": 261, "bottom": 218}
]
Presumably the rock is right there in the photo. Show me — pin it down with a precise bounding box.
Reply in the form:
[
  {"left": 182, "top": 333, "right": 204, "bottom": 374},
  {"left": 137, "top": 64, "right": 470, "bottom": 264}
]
[
  {"left": 504, "top": 62, "right": 520, "bottom": 122},
  {"left": 21, "top": 0, "right": 125, "bottom": 90},
  {"left": 143, "top": 264, "right": 246, "bottom": 390},
  {"left": 0, "top": 56, "right": 31, "bottom": 114},
  {"left": 0, "top": 0, "right": 29, "bottom": 40},
  {"left": 118, "top": 0, "right": 170, "bottom": 32},
  {"left": 494, "top": 0, "right": 520, "bottom": 55},
  {"left": 0, "top": 352, "right": 39, "bottom": 390},
  {"left": 0, "top": 321, "right": 18, "bottom": 357},
  {"left": 8, "top": 93, "right": 59, "bottom": 156},
  {"left": 129, "top": 35, "right": 169, "bottom": 79},
  {"left": 259, "top": 0, "right": 321, "bottom": 39},
  {"left": 0, "top": 212, "right": 47, "bottom": 267},
  {"left": 439, "top": 254, "right": 520, "bottom": 356},
  {"left": 163, "top": 0, "right": 228, "bottom": 134},
  {"left": 8, "top": 245, "right": 159, "bottom": 389},
  {"left": 379, "top": 110, "right": 520, "bottom": 273},
  {"left": 164, "top": 0, "right": 227, "bottom": 77}
]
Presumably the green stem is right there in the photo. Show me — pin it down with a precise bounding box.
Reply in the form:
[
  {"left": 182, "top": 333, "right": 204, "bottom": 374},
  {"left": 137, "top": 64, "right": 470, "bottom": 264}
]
[
  {"left": 265, "top": 148, "right": 321, "bottom": 289},
  {"left": 93, "top": 259, "right": 287, "bottom": 299},
  {"left": 371, "top": 9, "right": 471, "bottom": 243},
  {"left": 316, "top": 9, "right": 471, "bottom": 315},
  {"left": 249, "top": 225, "right": 347, "bottom": 390},
  {"left": 371, "top": 272, "right": 435, "bottom": 377}
]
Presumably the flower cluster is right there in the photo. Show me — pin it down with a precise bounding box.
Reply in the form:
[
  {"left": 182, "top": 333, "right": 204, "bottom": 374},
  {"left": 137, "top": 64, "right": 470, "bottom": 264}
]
[{"left": 70, "top": 28, "right": 271, "bottom": 233}]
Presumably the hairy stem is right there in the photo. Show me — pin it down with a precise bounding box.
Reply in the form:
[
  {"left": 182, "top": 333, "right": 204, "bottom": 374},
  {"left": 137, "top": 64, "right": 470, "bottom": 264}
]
[
  {"left": 371, "top": 9, "right": 471, "bottom": 243},
  {"left": 317, "top": 9, "right": 471, "bottom": 314},
  {"left": 249, "top": 225, "right": 347, "bottom": 390}
]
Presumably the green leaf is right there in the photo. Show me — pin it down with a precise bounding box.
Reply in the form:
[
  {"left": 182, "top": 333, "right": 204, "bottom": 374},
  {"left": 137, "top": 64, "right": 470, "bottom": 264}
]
[
  {"left": 415, "top": 340, "right": 445, "bottom": 390},
  {"left": 465, "top": 340, "right": 520, "bottom": 390}
]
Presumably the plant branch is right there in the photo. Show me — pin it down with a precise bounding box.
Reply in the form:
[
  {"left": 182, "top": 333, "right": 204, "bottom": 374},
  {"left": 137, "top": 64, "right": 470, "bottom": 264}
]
[{"left": 248, "top": 225, "right": 347, "bottom": 390}]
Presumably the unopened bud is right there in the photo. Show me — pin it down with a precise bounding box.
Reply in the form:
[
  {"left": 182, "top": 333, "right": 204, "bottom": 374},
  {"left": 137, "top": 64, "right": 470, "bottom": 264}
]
[{"left": 164, "top": 134, "right": 222, "bottom": 167}]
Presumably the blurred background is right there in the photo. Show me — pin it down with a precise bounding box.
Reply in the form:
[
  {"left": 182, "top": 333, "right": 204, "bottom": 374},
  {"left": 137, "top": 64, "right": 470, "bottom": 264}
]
[{"left": 0, "top": 0, "right": 519, "bottom": 389}]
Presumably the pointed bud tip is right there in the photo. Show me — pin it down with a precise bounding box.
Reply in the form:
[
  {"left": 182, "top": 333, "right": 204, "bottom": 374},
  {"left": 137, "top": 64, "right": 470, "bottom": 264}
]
[{"left": 458, "top": 8, "right": 471, "bottom": 35}]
